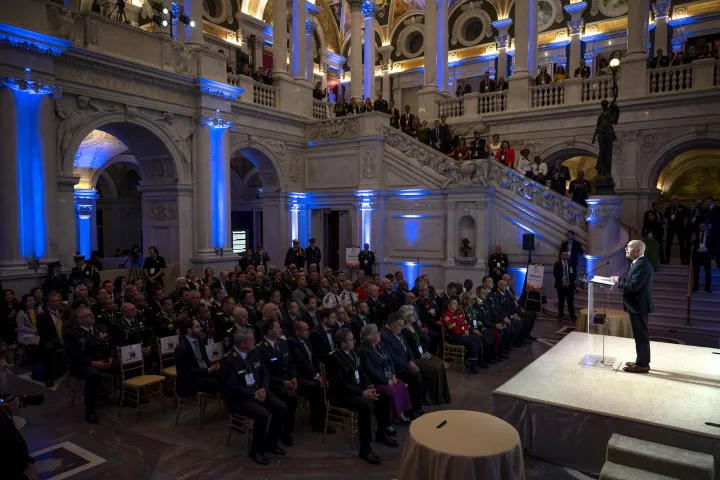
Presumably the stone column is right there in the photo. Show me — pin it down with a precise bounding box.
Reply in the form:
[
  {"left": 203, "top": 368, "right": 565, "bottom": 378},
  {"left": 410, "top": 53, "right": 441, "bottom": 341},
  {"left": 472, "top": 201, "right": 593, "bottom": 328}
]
[
  {"left": 437, "top": 0, "right": 449, "bottom": 93},
  {"left": 0, "top": 87, "right": 21, "bottom": 271},
  {"left": 253, "top": 35, "right": 265, "bottom": 70},
  {"left": 585, "top": 196, "right": 624, "bottom": 274},
  {"left": 56, "top": 176, "right": 79, "bottom": 267},
  {"left": 362, "top": 1, "right": 376, "bottom": 101},
  {"left": 565, "top": 2, "right": 587, "bottom": 75},
  {"left": 423, "top": 0, "right": 437, "bottom": 89},
  {"left": 272, "top": 0, "right": 289, "bottom": 77},
  {"left": 378, "top": 45, "right": 393, "bottom": 102},
  {"left": 306, "top": 20, "right": 315, "bottom": 83},
  {"left": 349, "top": 0, "right": 364, "bottom": 101},
  {"left": 652, "top": 1, "right": 671, "bottom": 55},
  {"left": 74, "top": 189, "right": 99, "bottom": 260},
  {"left": 291, "top": 0, "right": 307, "bottom": 81},
  {"left": 621, "top": 0, "right": 650, "bottom": 98},
  {"left": 492, "top": 19, "right": 512, "bottom": 80},
  {"left": 262, "top": 192, "right": 289, "bottom": 270},
  {"left": 507, "top": 0, "right": 537, "bottom": 110},
  {"left": 184, "top": 0, "right": 204, "bottom": 44}
]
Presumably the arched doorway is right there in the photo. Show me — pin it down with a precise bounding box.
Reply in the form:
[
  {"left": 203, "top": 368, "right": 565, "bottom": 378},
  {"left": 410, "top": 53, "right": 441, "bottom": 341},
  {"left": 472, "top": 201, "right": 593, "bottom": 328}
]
[
  {"left": 542, "top": 146, "right": 599, "bottom": 192},
  {"left": 656, "top": 148, "right": 720, "bottom": 205}
]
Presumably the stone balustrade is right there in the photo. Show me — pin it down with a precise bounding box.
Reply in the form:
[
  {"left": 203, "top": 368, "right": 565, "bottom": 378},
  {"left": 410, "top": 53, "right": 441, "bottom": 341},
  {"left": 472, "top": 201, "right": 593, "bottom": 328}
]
[
  {"left": 312, "top": 100, "right": 335, "bottom": 119},
  {"left": 530, "top": 83, "right": 565, "bottom": 109},
  {"left": 438, "top": 98, "right": 464, "bottom": 118},
  {"left": 582, "top": 75, "right": 616, "bottom": 102}
]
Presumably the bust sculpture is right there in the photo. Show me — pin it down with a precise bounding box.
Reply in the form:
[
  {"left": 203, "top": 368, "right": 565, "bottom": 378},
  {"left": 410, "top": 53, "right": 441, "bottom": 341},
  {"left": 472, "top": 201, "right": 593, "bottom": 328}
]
[{"left": 460, "top": 238, "right": 472, "bottom": 257}]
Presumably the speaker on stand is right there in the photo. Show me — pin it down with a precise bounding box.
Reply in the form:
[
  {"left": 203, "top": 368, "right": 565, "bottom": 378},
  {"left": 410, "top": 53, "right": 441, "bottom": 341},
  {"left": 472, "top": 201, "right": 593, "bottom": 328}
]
[{"left": 523, "top": 233, "right": 535, "bottom": 264}]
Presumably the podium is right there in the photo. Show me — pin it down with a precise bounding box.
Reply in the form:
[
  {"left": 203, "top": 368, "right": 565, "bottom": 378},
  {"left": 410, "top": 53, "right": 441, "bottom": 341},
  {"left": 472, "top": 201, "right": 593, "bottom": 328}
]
[{"left": 580, "top": 276, "right": 621, "bottom": 370}]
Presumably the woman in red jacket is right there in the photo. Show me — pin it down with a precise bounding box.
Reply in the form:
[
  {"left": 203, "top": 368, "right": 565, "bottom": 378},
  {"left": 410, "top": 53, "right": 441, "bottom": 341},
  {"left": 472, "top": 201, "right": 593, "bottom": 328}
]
[
  {"left": 495, "top": 140, "right": 515, "bottom": 167},
  {"left": 441, "top": 298, "right": 484, "bottom": 373}
]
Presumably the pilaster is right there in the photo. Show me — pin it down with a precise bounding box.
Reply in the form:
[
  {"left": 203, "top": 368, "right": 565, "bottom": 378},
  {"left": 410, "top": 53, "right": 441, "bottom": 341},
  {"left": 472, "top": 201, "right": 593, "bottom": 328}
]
[
  {"left": 564, "top": 2, "right": 587, "bottom": 76},
  {"left": 74, "top": 189, "right": 99, "bottom": 260}
]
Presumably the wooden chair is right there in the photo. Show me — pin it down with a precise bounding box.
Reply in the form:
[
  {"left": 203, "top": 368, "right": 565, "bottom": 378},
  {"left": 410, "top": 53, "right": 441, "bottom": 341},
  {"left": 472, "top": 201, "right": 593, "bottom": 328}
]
[
  {"left": 441, "top": 324, "right": 466, "bottom": 372},
  {"left": 117, "top": 344, "right": 166, "bottom": 422},
  {"left": 226, "top": 414, "right": 254, "bottom": 453},
  {"left": 319, "top": 363, "right": 359, "bottom": 450},
  {"left": 157, "top": 336, "right": 178, "bottom": 403},
  {"left": 175, "top": 391, "right": 223, "bottom": 431}
]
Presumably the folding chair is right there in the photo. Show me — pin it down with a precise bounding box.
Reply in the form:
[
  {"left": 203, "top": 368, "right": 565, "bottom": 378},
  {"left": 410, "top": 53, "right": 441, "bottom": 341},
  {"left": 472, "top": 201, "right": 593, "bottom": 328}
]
[{"left": 117, "top": 344, "right": 166, "bottom": 422}]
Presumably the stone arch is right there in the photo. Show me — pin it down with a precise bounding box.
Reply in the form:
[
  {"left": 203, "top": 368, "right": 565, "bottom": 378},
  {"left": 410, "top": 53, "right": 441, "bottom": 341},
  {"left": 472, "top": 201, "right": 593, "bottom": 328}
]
[
  {"left": 643, "top": 133, "right": 720, "bottom": 190},
  {"left": 540, "top": 143, "right": 598, "bottom": 165},
  {"left": 98, "top": 170, "right": 119, "bottom": 201},
  {"left": 658, "top": 152, "right": 720, "bottom": 194},
  {"left": 230, "top": 137, "right": 286, "bottom": 189},
  {"left": 61, "top": 112, "right": 191, "bottom": 186},
  {"left": 90, "top": 153, "right": 139, "bottom": 189}
]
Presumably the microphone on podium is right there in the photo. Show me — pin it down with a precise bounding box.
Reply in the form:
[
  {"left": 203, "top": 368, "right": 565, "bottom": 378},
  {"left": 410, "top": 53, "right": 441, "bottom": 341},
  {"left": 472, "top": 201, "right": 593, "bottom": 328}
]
[{"left": 580, "top": 261, "right": 610, "bottom": 283}]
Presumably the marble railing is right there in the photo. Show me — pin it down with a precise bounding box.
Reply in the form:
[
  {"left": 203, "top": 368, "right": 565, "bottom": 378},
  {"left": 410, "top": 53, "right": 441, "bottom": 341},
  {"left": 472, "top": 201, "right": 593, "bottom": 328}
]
[
  {"left": 530, "top": 83, "right": 565, "bottom": 109},
  {"left": 477, "top": 90, "right": 507, "bottom": 114},
  {"left": 312, "top": 100, "right": 335, "bottom": 119},
  {"left": 382, "top": 125, "right": 449, "bottom": 178},
  {"left": 227, "top": 74, "right": 278, "bottom": 109},
  {"left": 647, "top": 64, "right": 693, "bottom": 95},
  {"left": 437, "top": 98, "right": 464, "bottom": 118},
  {"left": 582, "top": 75, "right": 616, "bottom": 102}
]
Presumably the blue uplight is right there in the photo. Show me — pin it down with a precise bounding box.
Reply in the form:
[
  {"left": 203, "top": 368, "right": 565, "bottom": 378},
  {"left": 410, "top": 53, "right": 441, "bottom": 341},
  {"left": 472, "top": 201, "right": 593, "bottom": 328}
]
[
  {"left": 209, "top": 127, "right": 227, "bottom": 248},
  {"left": 14, "top": 90, "right": 45, "bottom": 259},
  {"left": 404, "top": 262, "right": 419, "bottom": 288},
  {"left": 400, "top": 214, "right": 421, "bottom": 218}
]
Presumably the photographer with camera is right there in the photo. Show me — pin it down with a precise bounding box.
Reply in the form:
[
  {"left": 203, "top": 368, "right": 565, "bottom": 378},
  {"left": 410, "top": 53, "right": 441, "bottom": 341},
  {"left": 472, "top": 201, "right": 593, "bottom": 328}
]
[{"left": 143, "top": 246, "right": 166, "bottom": 290}]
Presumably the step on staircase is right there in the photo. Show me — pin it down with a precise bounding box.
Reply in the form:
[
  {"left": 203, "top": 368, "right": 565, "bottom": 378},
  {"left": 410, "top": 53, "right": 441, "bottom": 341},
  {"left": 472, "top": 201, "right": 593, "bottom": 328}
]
[{"left": 599, "top": 434, "right": 715, "bottom": 480}]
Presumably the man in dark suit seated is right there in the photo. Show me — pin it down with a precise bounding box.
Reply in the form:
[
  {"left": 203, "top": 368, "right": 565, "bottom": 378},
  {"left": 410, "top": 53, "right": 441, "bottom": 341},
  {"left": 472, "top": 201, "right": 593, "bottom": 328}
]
[
  {"left": 287, "top": 321, "right": 334, "bottom": 434},
  {"left": 349, "top": 300, "right": 371, "bottom": 342},
  {"left": 554, "top": 251, "right": 577, "bottom": 322},
  {"left": 309, "top": 308, "right": 338, "bottom": 365},
  {"left": 380, "top": 314, "right": 424, "bottom": 417},
  {"left": 255, "top": 319, "right": 298, "bottom": 446},
  {"left": 611, "top": 241, "right": 654, "bottom": 373},
  {"left": 174, "top": 318, "right": 221, "bottom": 398},
  {"left": 36, "top": 291, "right": 67, "bottom": 387},
  {"left": 219, "top": 328, "right": 288, "bottom": 465},
  {"left": 324, "top": 328, "right": 394, "bottom": 465}
]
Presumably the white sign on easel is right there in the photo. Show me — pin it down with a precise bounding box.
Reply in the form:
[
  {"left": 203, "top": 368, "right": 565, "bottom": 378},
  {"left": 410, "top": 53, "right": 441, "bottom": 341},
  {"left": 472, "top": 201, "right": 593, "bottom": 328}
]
[
  {"left": 345, "top": 246, "right": 361, "bottom": 269},
  {"left": 525, "top": 264, "right": 544, "bottom": 292}
]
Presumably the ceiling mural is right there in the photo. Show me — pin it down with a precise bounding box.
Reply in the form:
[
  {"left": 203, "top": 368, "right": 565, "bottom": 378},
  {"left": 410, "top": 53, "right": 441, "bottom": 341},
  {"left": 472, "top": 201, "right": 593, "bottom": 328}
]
[{"left": 73, "top": 130, "right": 129, "bottom": 170}]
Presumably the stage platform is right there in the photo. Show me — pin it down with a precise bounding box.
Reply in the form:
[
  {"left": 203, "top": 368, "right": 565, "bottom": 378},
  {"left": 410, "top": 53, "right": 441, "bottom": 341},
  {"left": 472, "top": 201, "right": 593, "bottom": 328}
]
[{"left": 491, "top": 332, "right": 720, "bottom": 478}]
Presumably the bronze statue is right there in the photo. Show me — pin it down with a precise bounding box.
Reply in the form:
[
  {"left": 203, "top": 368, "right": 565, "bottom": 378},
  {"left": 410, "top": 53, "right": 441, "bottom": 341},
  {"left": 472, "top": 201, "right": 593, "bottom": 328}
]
[{"left": 592, "top": 84, "right": 620, "bottom": 178}]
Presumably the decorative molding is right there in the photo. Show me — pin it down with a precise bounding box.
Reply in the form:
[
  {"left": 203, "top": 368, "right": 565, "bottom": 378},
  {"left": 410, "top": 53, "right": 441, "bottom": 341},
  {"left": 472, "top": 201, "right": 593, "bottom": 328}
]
[
  {"left": 307, "top": 117, "right": 360, "bottom": 141},
  {"left": 387, "top": 201, "right": 444, "bottom": 210},
  {"left": 361, "top": 148, "right": 376, "bottom": 179},
  {"left": 591, "top": 0, "right": 628, "bottom": 17},
  {"left": 652, "top": 0, "right": 672, "bottom": 19},
  {"left": 361, "top": 1, "right": 376, "bottom": 18},
  {"left": 169, "top": 43, "right": 197, "bottom": 77},
  {"left": 1, "top": 75, "right": 61, "bottom": 97},
  {"left": 75, "top": 204, "right": 94, "bottom": 217},
  {"left": 538, "top": 0, "right": 563, "bottom": 33},
  {"left": 395, "top": 16, "right": 425, "bottom": 58},
  {"left": 199, "top": 85, "right": 239, "bottom": 100},
  {"left": 383, "top": 125, "right": 448, "bottom": 177},
  {"left": 495, "top": 33, "right": 510, "bottom": 49},
  {"left": 452, "top": 2, "right": 493, "bottom": 47},
  {"left": 199, "top": 114, "right": 235, "bottom": 129},
  {"left": 145, "top": 203, "right": 177, "bottom": 222},
  {"left": 568, "top": 19, "right": 584, "bottom": 36}
]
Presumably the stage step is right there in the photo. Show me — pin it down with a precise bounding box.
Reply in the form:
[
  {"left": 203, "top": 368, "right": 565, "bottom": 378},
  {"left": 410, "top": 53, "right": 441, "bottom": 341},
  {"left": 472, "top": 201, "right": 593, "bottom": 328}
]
[
  {"left": 599, "top": 462, "right": 676, "bottom": 480},
  {"left": 604, "top": 434, "right": 715, "bottom": 480}
]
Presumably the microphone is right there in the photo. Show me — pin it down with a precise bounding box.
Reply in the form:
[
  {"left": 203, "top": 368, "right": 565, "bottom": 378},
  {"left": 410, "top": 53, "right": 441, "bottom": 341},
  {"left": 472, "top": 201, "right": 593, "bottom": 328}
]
[{"left": 580, "top": 261, "right": 610, "bottom": 281}]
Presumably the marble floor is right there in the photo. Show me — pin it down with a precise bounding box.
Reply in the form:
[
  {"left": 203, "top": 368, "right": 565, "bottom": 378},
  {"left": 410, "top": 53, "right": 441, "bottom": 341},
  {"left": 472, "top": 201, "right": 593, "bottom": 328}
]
[{"left": 7, "top": 316, "right": 599, "bottom": 480}]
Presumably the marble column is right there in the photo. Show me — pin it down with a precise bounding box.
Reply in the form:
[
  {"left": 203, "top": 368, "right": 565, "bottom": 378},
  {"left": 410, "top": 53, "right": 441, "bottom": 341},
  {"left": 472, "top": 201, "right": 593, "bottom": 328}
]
[
  {"left": 74, "top": 190, "right": 99, "bottom": 260},
  {"left": 437, "top": 0, "right": 449, "bottom": 93},
  {"left": 272, "top": 0, "right": 289, "bottom": 77},
  {"left": 349, "top": 0, "right": 363, "bottom": 100},
  {"left": 508, "top": 0, "right": 536, "bottom": 110},
  {"left": 362, "top": 1, "right": 377, "bottom": 101},
  {"left": 585, "top": 196, "right": 624, "bottom": 274},
  {"left": 193, "top": 115, "right": 233, "bottom": 260},
  {"left": 621, "top": 0, "right": 650, "bottom": 98},
  {"left": 291, "top": 0, "right": 307, "bottom": 81},
  {"left": 262, "top": 192, "right": 289, "bottom": 270},
  {"left": 378, "top": 45, "right": 393, "bottom": 102},
  {"left": 184, "top": 0, "right": 204, "bottom": 44},
  {"left": 306, "top": 20, "right": 315, "bottom": 83},
  {"left": 652, "top": 1, "right": 671, "bottom": 54},
  {"left": 423, "top": 0, "right": 437, "bottom": 89},
  {"left": 564, "top": 2, "right": 587, "bottom": 75},
  {"left": 492, "top": 19, "right": 512, "bottom": 80},
  {"left": 253, "top": 35, "right": 265, "bottom": 70}
]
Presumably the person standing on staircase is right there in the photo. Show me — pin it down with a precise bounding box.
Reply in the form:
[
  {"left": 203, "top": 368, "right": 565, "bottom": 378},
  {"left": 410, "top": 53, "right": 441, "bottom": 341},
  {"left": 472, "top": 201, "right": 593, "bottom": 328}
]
[
  {"left": 663, "top": 195, "right": 689, "bottom": 265},
  {"left": 691, "top": 222, "right": 713, "bottom": 293}
]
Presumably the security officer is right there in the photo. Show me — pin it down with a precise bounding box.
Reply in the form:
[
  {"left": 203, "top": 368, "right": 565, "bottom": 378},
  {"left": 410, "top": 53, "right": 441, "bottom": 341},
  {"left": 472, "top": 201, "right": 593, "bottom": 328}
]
[
  {"left": 256, "top": 319, "right": 298, "bottom": 446},
  {"left": 306, "top": 238, "right": 322, "bottom": 269},
  {"left": 64, "top": 307, "right": 116, "bottom": 424},
  {"left": 488, "top": 245, "right": 509, "bottom": 287},
  {"left": 358, "top": 243, "right": 375, "bottom": 276},
  {"left": 68, "top": 255, "right": 101, "bottom": 290},
  {"left": 109, "top": 303, "right": 156, "bottom": 369},
  {"left": 219, "top": 328, "right": 288, "bottom": 465},
  {"left": 284, "top": 239, "right": 306, "bottom": 270}
]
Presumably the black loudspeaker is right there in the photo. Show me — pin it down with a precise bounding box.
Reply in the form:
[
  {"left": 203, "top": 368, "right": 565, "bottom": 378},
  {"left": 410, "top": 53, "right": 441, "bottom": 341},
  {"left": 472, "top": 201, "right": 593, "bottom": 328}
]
[{"left": 522, "top": 233, "right": 535, "bottom": 251}]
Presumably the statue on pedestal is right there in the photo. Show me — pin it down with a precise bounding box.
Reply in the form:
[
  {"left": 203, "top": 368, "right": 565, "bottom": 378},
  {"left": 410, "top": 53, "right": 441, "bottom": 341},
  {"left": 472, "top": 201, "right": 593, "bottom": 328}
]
[
  {"left": 460, "top": 238, "right": 472, "bottom": 257},
  {"left": 592, "top": 84, "right": 620, "bottom": 193}
]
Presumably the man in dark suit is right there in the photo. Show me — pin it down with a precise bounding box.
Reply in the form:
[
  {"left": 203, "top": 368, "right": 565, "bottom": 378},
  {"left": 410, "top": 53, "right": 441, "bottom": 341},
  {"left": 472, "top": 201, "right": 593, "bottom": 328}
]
[
  {"left": 174, "top": 318, "right": 221, "bottom": 397},
  {"left": 373, "top": 91, "right": 388, "bottom": 113},
  {"left": 358, "top": 243, "right": 375, "bottom": 276},
  {"left": 691, "top": 222, "right": 713, "bottom": 292},
  {"left": 553, "top": 251, "right": 577, "bottom": 321},
  {"left": 309, "top": 308, "right": 337, "bottom": 365},
  {"left": 36, "top": 291, "right": 67, "bottom": 387},
  {"left": 381, "top": 314, "right": 424, "bottom": 416},
  {"left": 611, "top": 241, "right": 654, "bottom": 373},
  {"left": 388, "top": 100, "right": 400, "bottom": 129},
  {"left": 478, "top": 71, "right": 495, "bottom": 93},
  {"left": 429, "top": 119, "right": 445, "bottom": 151},
  {"left": 455, "top": 78, "right": 471, "bottom": 96},
  {"left": 559, "top": 230, "right": 585, "bottom": 275},
  {"left": 548, "top": 159, "right": 571, "bottom": 195},
  {"left": 649, "top": 49, "right": 669, "bottom": 68},
  {"left": 399, "top": 105, "right": 414, "bottom": 134},
  {"left": 287, "top": 321, "right": 333, "bottom": 434},
  {"left": 470, "top": 130, "right": 487, "bottom": 159},
  {"left": 574, "top": 59, "right": 591, "bottom": 78},
  {"left": 219, "top": 327, "right": 288, "bottom": 465},
  {"left": 305, "top": 239, "right": 322, "bottom": 270}
]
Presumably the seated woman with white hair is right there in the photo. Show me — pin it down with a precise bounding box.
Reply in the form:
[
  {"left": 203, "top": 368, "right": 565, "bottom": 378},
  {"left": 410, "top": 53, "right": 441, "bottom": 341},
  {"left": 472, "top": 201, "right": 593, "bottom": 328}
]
[{"left": 398, "top": 306, "right": 451, "bottom": 405}]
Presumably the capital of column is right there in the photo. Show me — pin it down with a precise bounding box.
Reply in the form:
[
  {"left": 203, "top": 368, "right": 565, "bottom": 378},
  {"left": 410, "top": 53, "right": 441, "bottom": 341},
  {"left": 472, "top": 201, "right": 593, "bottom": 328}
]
[
  {"left": 568, "top": 19, "right": 584, "bottom": 36},
  {"left": 348, "top": 0, "right": 363, "bottom": 12},
  {"left": 378, "top": 45, "right": 394, "bottom": 59},
  {"left": 652, "top": 0, "right": 671, "bottom": 19},
  {"left": 74, "top": 189, "right": 99, "bottom": 218},
  {"left": 495, "top": 33, "right": 511, "bottom": 49},
  {"left": 361, "top": 0, "right": 375, "bottom": 18},
  {"left": 563, "top": 1, "right": 587, "bottom": 20},
  {"left": 306, "top": 19, "right": 317, "bottom": 35},
  {"left": 199, "top": 112, "right": 235, "bottom": 129},
  {"left": 492, "top": 18, "right": 513, "bottom": 35},
  {"left": 1, "top": 73, "right": 62, "bottom": 97}
]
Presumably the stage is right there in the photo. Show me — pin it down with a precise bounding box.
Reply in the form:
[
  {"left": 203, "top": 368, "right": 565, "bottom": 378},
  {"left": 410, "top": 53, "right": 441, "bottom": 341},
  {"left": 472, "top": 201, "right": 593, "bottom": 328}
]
[{"left": 491, "top": 332, "right": 720, "bottom": 478}]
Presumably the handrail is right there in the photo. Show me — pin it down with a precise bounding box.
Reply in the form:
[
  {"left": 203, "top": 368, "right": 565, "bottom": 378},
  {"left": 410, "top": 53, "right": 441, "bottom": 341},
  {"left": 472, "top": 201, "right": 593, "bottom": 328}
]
[{"left": 686, "top": 262, "right": 693, "bottom": 326}]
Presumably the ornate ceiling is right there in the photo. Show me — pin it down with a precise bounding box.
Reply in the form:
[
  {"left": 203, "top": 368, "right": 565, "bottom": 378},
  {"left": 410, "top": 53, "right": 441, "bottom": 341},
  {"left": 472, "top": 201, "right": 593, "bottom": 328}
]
[{"left": 73, "top": 130, "right": 129, "bottom": 170}]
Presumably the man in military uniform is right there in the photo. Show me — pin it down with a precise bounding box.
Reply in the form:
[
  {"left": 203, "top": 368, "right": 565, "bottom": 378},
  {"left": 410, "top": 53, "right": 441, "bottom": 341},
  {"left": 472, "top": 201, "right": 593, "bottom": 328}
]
[
  {"left": 252, "top": 272, "right": 271, "bottom": 303},
  {"left": 173, "top": 287, "right": 193, "bottom": 316},
  {"left": 488, "top": 245, "right": 509, "bottom": 287},
  {"left": 474, "top": 287, "right": 510, "bottom": 359},
  {"left": 212, "top": 296, "right": 236, "bottom": 341},
  {"left": 219, "top": 328, "right": 288, "bottom": 465},
  {"left": 223, "top": 307, "right": 263, "bottom": 353},
  {"left": 153, "top": 296, "right": 178, "bottom": 338},
  {"left": 109, "top": 303, "right": 156, "bottom": 369},
  {"left": 358, "top": 243, "right": 375, "bottom": 276},
  {"left": 64, "top": 307, "right": 116, "bottom": 424},
  {"left": 306, "top": 238, "right": 322, "bottom": 270},
  {"left": 483, "top": 277, "right": 521, "bottom": 349},
  {"left": 284, "top": 239, "right": 305, "bottom": 270},
  {"left": 365, "top": 284, "right": 389, "bottom": 327},
  {"left": 68, "top": 255, "right": 101, "bottom": 290},
  {"left": 502, "top": 273, "right": 537, "bottom": 341},
  {"left": 256, "top": 319, "right": 298, "bottom": 446},
  {"left": 95, "top": 297, "right": 121, "bottom": 329}
]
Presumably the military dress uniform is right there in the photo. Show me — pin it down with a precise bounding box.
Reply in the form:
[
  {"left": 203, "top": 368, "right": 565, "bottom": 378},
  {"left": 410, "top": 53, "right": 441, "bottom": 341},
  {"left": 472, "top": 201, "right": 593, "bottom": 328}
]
[
  {"left": 285, "top": 244, "right": 306, "bottom": 269},
  {"left": 69, "top": 263, "right": 101, "bottom": 289},
  {"left": 358, "top": 250, "right": 375, "bottom": 275},
  {"left": 256, "top": 338, "right": 298, "bottom": 441},
  {"left": 473, "top": 298, "right": 510, "bottom": 355},
  {"left": 109, "top": 317, "right": 157, "bottom": 371},
  {"left": 366, "top": 295, "right": 389, "bottom": 326},
  {"left": 488, "top": 252, "right": 509, "bottom": 286},
  {"left": 461, "top": 305, "right": 497, "bottom": 364},
  {"left": 218, "top": 348, "right": 288, "bottom": 456},
  {"left": 486, "top": 293, "right": 521, "bottom": 347},
  {"left": 154, "top": 310, "right": 178, "bottom": 338},
  {"left": 64, "top": 325, "right": 116, "bottom": 413},
  {"left": 441, "top": 308, "right": 483, "bottom": 369},
  {"left": 223, "top": 323, "right": 263, "bottom": 354},
  {"left": 95, "top": 310, "right": 121, "bottom": 329},
  {"left": 306, "top": 244, "right": 322, "bottom": 268}
]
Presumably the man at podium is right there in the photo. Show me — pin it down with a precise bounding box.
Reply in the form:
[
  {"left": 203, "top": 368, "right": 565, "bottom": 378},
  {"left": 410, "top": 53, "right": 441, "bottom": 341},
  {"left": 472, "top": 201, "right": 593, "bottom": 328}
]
[{"left": 611, "top": 240, "right": 654, "bottom": 374}]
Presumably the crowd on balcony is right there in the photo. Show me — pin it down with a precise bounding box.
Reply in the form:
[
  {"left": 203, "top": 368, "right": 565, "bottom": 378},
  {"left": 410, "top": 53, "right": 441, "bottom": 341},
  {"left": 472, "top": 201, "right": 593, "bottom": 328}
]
[{"left": 647, "top": 44, "right": 719, "bottom": 69}]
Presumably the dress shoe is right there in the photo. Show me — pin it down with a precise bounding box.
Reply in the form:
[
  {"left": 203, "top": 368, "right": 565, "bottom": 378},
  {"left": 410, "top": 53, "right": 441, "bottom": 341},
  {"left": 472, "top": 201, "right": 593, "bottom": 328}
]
[
  {"left": 265, "top": 444, "right": 287, "bottom": 455},
  {"left": 395, "top": 416, "right": 411, "bottom": 426},
  {"left": 625, "top": 362, "right": 650, "bottom": 371},
  {"left": 313, "top": 426, "right": 336, "bottom": 434},
  {"left": 479, "top": 362, "right": 490, "bottom": 369},
  {"left": 469, "top": 366, "right": 480, "bottom": 374},
  {"left": 85, "top": 411, "right": 100, "bottom": 424},
  {"left": 249, "top": 452, "right": 269, "bottom": 465},
  {"left": 385, "top": 427, "right": 398, "bottom": 437},
  {"left": 281, "top": 434, "right": 293, "bottom": 447},
  {"left": 45, "top": 379, "right": 54, "bottom": 388},
  {"left": 376, "top": 434, "right": 399, "bottom": 447},
  {"left": 360, "top": 447, "right": 382, "bottom": 465},
  {"left": 527, "top": 335, "right": 537, "bottom": 341},
  {"left": 623, "top": 364, "right": 650, "bottom": 374}
]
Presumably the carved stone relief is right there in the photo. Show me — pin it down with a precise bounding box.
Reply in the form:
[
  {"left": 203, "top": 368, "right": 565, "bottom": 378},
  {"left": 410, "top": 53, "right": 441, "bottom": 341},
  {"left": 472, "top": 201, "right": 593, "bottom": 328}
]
[
  {"left": 145, "top": 203, "right": 177, "bottom": 222},
  {"left": 361, "top": 148, "right": 376, "bottom": 179},
  {"left": 307, "top": 118, "right": 360, "bottom": 141}
]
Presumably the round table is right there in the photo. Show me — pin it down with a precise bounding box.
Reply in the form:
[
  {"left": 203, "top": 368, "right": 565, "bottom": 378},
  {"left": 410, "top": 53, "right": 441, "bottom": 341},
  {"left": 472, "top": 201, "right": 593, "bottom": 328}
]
[
  {"left": 575, "top": 308, "right": 633, "bottom": 338},
  {"left": 398, "top": 410, "right": 524, "bottom": 480}
]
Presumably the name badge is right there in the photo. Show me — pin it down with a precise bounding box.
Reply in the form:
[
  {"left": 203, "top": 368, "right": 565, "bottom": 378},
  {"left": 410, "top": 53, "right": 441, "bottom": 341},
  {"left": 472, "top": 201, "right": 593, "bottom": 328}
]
[
  {"left": 648, "top": 233, "right": 653, "bottom": 238},
  {"left": 354, "top": 370, "right": 360, "bottom": 383},
  {"left": 671, "top": 215, "right": 676, "bottom": 221},
  {"left": 496, "top": 262, "right": 501, "bottom": 268},
  {"left": 473, "top": 320, "right": 477, "bottom": 328},
  {"left": 430, "top": 309, "right": 436, "bottom": 315},
  {"left": 245, "top": 373, "right": 255, "bottom": 387},
  {"left": 569, "top": 267, "right": 574, "bottom": 274},
  {"left": 271, "top": 357, "right": 278, "bottom": 362},
  {"left": 418, "top": 346, "right": 424, "bottom": 354},
  {"left": 150, "top": 268, "right": 155, "bottom": 275}
]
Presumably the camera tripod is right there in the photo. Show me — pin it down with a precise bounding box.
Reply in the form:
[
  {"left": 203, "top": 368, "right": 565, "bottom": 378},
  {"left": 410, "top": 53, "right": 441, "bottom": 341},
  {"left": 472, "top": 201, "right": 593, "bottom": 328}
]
[
  {"left": 123, "top": 255, "right": 143, "bottom": 283},
  {"left": 108, "top": 0, "right": 129, "bottom": 24}
]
